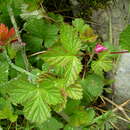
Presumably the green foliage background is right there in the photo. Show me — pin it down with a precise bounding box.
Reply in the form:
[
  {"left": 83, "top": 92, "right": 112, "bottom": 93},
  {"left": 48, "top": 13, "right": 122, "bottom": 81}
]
[{"left": 0, "top": 0, "right": 128, "bottom": 129}]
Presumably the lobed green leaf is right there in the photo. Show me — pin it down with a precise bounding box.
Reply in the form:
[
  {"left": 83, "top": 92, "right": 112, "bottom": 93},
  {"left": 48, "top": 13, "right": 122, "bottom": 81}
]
[
  {"left": 120, "top": 25, "right": 130, "bottom": 51},
  {"left": 60, "top": 24, "right": 81, "bottom": 55},
  {"left": 24, "top": 18, "right": 58, "bottom": 48},
  {"left": 66, "top": 84, "right": 83, "bottom": 100}
]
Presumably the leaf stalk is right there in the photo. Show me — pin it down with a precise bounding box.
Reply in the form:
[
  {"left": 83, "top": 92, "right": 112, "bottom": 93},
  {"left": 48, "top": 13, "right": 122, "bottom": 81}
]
[
  {"left": 3, "top": 48, "right": 36, "bottom": 79},
  {"left": 7, "top": 5, "right": 30, "bottom": 71}
]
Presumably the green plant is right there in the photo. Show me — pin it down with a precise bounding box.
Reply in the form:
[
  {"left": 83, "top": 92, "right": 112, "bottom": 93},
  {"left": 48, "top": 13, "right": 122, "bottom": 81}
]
[{"left": 0, "top": 0, "right": 128, "bottom": 129}]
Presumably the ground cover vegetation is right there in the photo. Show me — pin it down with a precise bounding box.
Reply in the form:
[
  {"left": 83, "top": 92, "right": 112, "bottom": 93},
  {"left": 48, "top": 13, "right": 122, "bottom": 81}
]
[{"left": 0, "top": 0, "right": 130, "bottom": 129}]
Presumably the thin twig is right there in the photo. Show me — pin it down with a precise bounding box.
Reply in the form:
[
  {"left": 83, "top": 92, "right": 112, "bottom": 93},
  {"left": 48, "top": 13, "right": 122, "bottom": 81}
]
[
  {"left": 40, "top": 3, "right": 56, "bottom": 23},
  {"left": 7, "top": 122, "right": 12, "bottom": 130},
  {"left": 102, "top": 96, "right": 130, "bottom": 121},
  {"left": 93, "top": 106, "right": 107, "bottom": 113},
  {"left": 117, "top": 116, "right": 130, "bottom": 123},
  {"left": 102, "top": 96, "right": 121, "bottom": 109},
  {"left": 100, "top": 95, "right": 106, "bottom": 105},
  {"left": 52, "top": 8, "right": 73, "bottom": 13},
  {"left": 113, "top": 99, "right": 130, "bottom": 112},
  {"left": 110, "top": 122, "right": 119, "bottom": 130},
  {"left": 87, "top": 52, "right": 95, "bottom": 66},
  {"left": 28, "top": 51, "right": 47, "bottom": 57}
]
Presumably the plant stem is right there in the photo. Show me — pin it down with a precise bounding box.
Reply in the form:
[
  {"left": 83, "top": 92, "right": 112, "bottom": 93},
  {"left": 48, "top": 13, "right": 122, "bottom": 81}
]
[
  {"left": 3, "top": 48, "right": 36, "bottom": 79},
  {"left": 87, "top": 51, "right": 95, "bottom": 66},
  {"left": 110, "top": 50, "right": 129, "bottom": 54},
  {"left": 101, "top": 96, "right": 130, "bottom": 121},
  {"left": 28, "top": 50, "right": 47, "bottom": 57},
  {"left": 117, "top": 116, "right": 130, "bottom": 123},
  {"left": 82, "top": 50, "right": 95, "bottom": 79},
  {"left": 110, "top": 122, "right": 119, "bottom": 130},
  {"left": 57, "top": 112, "right": 69, "bottom": 122},
  {"left": 7, "top": 6, "right": 29, "bottom": 71},
  {"left": 113, "top": 99, "right": 130, "bottom": 112}
]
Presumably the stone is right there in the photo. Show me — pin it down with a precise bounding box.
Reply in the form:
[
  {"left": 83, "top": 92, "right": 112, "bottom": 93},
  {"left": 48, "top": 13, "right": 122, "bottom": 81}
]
[
  {"left": 70, "top": 0, "right": 130, "bottom": 129},
  {"left": 114, "top": 54, "right": 130, "bottom": 105},
  {"left": 91, "top": 0, "right": 130, "bottom": 129}
]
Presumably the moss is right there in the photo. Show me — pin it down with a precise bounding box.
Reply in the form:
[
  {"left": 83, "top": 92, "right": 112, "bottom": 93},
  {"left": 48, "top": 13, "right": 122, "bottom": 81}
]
[
  {"left": 43, "top": 0, "right": 112, "bottom": 20},
  {"left": 78, "top": 0, "right": 112, "bottom": 9},
  {"left": 77, "top": 0, "right": 112, "bottom": 18}
]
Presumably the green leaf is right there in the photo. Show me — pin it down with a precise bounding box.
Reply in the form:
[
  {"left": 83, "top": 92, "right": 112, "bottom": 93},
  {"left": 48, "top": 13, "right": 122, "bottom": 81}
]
[
  {"left": 64, "top": 125, "right": 80, "bottom": 130},
  {"left": 72, "top": 18, "right": 89, "bottom": 33},
  {"left": 0, "top": 98, "right": 17, "bottom": 122},
  {"left": 84, "top": 108, "right": 95, "bottom": 126},
  {"left": 64, "top": 57, "right": 82, "bottom": 86},
  {"left": 69, "top": 108, "right": 95, "bottom": 127},
  {"left": 41, "top": 47, "right": 73, "bottom": 67},
  {"left": 24, "top": 18, "right": 58, "bottom": 48},
  {"left": 7, "top": 44, "right": 17, "bottom": 59},
  {"left": 81, "top": 74, "right": 104, "bottom": 104},
  {"left": 91, "top": 53, "right": 112, "bottom": 75},
  {"left": 7, "top": 77, "right": 37, "bottom": 104},
  {"left": 39, "top": 79, "right": 63, "bottom": 105},
  {"left": 120, "top": 25, "right": 130, "bottom": 51},
  {"left": 24, "top": 0, "right": 43, "bottom": 11},
  {"left": 48, "top": 13, "right": 64, "bottom": 24},
  {"left": 72, "top": 18, "right": 97, "bottom": 42},
  {"left": 60, "top": 24, "right": 81, "bottom": 55},
  {"left": 41, "top": 47, "right": 82, "bottom": 86},
  {"left": 0, "top": 53, "right": 10, "bottom": 94},
  {"left": 40, "top": 23, "right": 82, "bottom": 86},
  {"left": 20, "top": 3, "right": 44, "bottom": 20},
  {"left": 7, "top": 76, "right": 63, "bottom": 123},
  {"left": 15, "top": 51, "right": 26, "bottom": 69},
  {"left": 70, "top": 110, "right": 88, "bottom": 126},
  {"left": 66, "top": 84, "right": 83, "bottom": 100},
  {"left": 64, "top": 100, "right": 81, "bottom": 115},
  {"left": 23, "top": 34, "right": 43, "bottom": 53},
  {"left": 93, "top": 111, "right": 117, "bottom": 129},
  {"left": 0, "top": 0, "right": 24, "bottom": 16},
  {"left": 0, "top": 54, "right": 9, "bottom": 85},
  {"left": 8, "top": 76, "right": 63, "bottom": 105},
  {"left": 24, "top": 93, "right": 51, "bottom": 124},
  {"left": 38, "top": 117, "right": 63, "bottom": 130},
  {"left": 54, "top": 98, "right": 67, "bottom": 112}
]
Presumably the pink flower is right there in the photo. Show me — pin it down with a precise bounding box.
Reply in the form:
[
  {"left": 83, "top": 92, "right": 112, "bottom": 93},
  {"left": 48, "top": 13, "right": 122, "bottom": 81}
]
[{"left": 95, "top": 44, "right": 107, "bottom": 53}]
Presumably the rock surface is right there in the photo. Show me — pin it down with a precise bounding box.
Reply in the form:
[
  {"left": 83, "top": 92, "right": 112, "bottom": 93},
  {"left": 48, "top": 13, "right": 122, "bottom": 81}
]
[
  {"left": 70, "top": 0, "right": 130, "bottom": 129},
  {"left": 114, "top": 53, "right": 130, "bottom": 104},
  {"left": 91, "top": 0, "right": 130, "bottom": 129}
]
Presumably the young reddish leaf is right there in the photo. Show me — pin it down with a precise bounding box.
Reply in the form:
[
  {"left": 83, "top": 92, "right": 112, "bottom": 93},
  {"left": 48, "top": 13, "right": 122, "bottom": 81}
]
[
  {"left": 0, "top": 24, "right": 16, "bottom": 46},
  {"left": 7, "top": 27, "right": 15, "bottom": 38}
]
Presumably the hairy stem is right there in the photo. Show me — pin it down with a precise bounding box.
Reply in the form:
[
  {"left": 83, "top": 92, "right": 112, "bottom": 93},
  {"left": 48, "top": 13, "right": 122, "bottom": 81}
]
[
  {"left": 7, "top": 6, "right": 30, "bottom": 71},
  {"left": 3, "top": 48, "right": 36, "bottom": 79}
]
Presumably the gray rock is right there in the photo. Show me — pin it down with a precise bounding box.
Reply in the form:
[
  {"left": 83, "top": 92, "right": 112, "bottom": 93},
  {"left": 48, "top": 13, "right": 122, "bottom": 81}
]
[
  {"left": 91, "top": 0, "right": 130, "bottom": 129},
  {"left": 70, "top": 0, "right": 130, "bottom": 129},
  {"left": 114, "top": 54, "right": 130, "bottom": 104}
]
